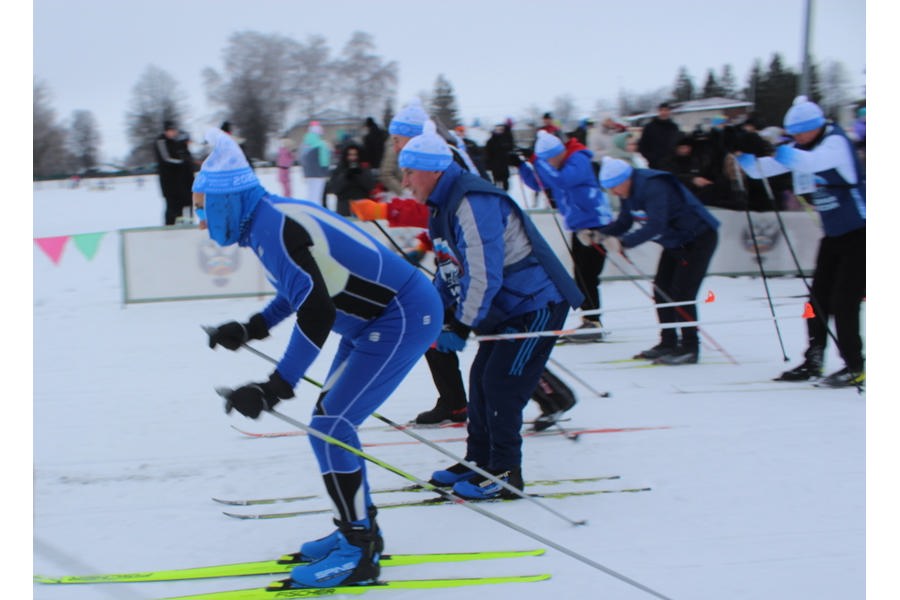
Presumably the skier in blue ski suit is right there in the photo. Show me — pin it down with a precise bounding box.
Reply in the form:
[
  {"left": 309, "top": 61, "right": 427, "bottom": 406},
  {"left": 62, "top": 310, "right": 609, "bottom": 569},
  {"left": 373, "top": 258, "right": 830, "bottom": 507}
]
[
  {"left": 518, "top": 130, "right": 615, "bottom": 341},
  {"left": 193, "top": 128, "right": 442, "bottom": 589},
  {"left": 737, "top": 95, "right": 865, "bottom": 387},
  {"left": 397, "top": 121, "right": 584, "bottom": 500}
]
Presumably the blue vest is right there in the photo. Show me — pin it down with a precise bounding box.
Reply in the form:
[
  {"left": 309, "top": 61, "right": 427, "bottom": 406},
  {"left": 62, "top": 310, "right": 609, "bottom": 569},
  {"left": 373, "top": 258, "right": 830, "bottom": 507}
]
[
  {"left": 430, "top": 166, "right": 584, "bottom": 331},
  {"left": 801, "top": 124, "right": 866, "bottom": 238}
]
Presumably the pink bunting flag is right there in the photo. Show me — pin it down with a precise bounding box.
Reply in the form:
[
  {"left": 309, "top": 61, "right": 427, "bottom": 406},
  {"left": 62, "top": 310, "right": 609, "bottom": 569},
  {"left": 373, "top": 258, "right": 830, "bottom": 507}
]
[{"left": 35, "top": 236, "right": 70, "bottom": 265}]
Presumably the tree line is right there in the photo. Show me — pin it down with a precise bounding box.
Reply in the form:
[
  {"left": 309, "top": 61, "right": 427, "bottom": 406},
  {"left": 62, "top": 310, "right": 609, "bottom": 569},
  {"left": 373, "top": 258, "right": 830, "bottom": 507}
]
[{"left": 33, "top": 30, "right": 861, "bottom": 179}]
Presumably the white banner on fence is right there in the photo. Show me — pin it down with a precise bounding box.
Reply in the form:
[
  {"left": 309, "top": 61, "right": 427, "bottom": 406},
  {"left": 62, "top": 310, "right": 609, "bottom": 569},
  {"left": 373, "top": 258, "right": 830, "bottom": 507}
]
[{"left": 120, "top": 209, "right": 822, "bottom": 304}]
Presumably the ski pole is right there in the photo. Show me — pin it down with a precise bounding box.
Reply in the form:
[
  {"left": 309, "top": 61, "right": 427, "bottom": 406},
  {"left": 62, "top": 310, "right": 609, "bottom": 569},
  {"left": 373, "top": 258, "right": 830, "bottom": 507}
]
[
  {"left": 598, "top": 246, "right": 739, "bottom": 365},
  {"left": 224, "top": 338, "right": 589, "bottom": 528},
  {"left": 547, "top": 357, "right": 612, "bottom": 399},
  {"left": 371, "top": 219, "right": 435, "bottom": 276},
  {"left": 733, "top": 156, "right": 789, "bottom": 362},
  {"left": 475, "top": 314, "right": 804, "bottom": 342},
  {"left": 576, "top": 294, "right": 715, "bottom": 318},
  {"left": 216, "top": 390, "right": 674, "bottom": 600}
]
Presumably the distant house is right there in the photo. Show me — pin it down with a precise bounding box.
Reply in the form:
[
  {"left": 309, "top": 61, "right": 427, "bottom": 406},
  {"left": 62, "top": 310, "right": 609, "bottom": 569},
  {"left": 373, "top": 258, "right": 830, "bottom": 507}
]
[{"left": 624, "top": 97, "right": 754, "bottom": 132}]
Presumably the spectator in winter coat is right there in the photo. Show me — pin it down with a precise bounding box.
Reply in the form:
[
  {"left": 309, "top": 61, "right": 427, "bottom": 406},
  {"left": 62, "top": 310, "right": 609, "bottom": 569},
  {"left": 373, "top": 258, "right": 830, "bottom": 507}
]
[
  {"left": 299, "top": 122, "right": 332, "bottom": 207},
  {"left": 736, "top": 96, "right": 866, "bottom": 388},
  {"left": 154, "top": 120, "right": 195, "bottom": 225},
  {"left": 484, "top": 123, "right": 515, "bottom": 190},
  {"left": 638, "top": 102, "right": 683, "bottom": 172},
  {"left": 326, "top": 143, "right": 376, "bottom": 217},
  {"left": 398, "top": 120, "right": 584, "bottom": 500},
  {"left": 194, "top": 127, "right": 442, "bottom": 589},
  {"left": 580, "top": 157, "right": 721, "bottom": 366},
  {"left": 517, "top": 130, "right": 614, "bottom": 343},
  {"left": 362, "top": 117, "right": 387, "bottom": 172},
  {"left": 276, "top": 138, "right": 295, "bottom": 197}
]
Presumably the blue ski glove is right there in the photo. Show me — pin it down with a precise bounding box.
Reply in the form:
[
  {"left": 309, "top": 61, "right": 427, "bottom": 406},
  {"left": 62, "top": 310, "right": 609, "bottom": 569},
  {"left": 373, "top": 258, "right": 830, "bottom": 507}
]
[
  {"left": 436, "top": 331, "right": 467, "bottom": 353},
  {"left": 435, "top": 317, "right": 471, "bottom": 353},
  {"left": 224, "top": 371, "right": 295, "bottom": 419}
]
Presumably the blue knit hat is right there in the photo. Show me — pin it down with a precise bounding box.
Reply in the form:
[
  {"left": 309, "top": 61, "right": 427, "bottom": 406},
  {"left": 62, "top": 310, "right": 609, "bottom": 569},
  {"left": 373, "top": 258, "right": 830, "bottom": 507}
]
[
  {"left": 192, "top": 128, "right": 260, "bottom": 194},
  {"left": 599, "top": 157, "right": 633, "bottom": 189},
  {"left": 783, "top": 95, "right": 826, "bottom": 135},
  {"left": 534, "top": 130, "right": 565, "bottom": 160},
  {"left": 389, "top": 98, "right": 428, "bottom": 137},
  {"left": 398, "top": 120, "right": 453, "bottom": 171}
]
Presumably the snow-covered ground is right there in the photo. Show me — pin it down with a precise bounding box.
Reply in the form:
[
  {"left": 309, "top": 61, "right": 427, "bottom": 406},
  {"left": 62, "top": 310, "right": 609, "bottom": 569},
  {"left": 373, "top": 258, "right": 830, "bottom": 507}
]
[{"left": 32, "top": 170, "right": 868, "bottom": 599}]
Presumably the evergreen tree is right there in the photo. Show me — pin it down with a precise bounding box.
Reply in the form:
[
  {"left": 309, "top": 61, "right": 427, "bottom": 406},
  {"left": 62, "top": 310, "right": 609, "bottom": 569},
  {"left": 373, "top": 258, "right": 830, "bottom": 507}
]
[
  {"left": 719, "top": 64, "right": 738, "bottom": 98},
  {"left": 672, "top": 67, "right": 695, "bottom": 102},
  {"left": 754, "top": 53, "right": 798, "bottom": 128},
  {"left": 431, "top": 75, "right": 461, "bottom": 129},
  {"left": 701, "top": 69, "right": 725, "bottom": 98}
]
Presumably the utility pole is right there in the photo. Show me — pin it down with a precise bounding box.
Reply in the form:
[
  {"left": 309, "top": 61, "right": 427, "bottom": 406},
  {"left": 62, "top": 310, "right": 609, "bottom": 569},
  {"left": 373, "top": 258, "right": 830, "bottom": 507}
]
[{"left": 799, "top": 0, "right": 813, "bottom": 96}]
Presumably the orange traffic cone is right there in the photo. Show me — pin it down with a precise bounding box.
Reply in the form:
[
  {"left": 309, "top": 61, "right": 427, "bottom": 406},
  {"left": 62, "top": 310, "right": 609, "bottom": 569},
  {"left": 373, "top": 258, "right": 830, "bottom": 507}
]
[{"left": 802, "top": 302, "right": 816, "bottom": 319}]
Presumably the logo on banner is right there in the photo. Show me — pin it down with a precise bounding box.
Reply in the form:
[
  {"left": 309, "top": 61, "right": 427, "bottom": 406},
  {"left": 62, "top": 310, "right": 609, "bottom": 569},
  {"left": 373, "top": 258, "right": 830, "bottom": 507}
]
[
  {"left": 741, "top": 217, "right": 780, "bottom": 258},
  {"left": 198, "top": 240, "right": 242, "bottom": 286}
]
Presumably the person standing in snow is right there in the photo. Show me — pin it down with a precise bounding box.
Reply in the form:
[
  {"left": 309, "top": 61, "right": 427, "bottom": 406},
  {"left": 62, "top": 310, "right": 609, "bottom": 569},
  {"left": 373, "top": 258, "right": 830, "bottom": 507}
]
[
  {"left": 195, "top": 128, "right": 442, "bottom": 588},
  {"left": 736, "top": 96, "right": 866, "bottom": 388},
  {"left": 580, "top": 156, "right": 720, "bottom": 365},
  {"left": 517, "top": 130, "right": 614, "bottom": 344},
  {"left": 300, "top": 122, "right": 332, "bottom": 207},
  {"left": 154, "top": 120, "right": 194, "bottom": 225},
  {"left": 276, "top": 138, "right": 295, "bottom": 197},
  {"left": 397, "top": 120, "right": 584, "bottom": 499},
  {"left": 326, "top": 143, "right": 376, "bottom": 217},
  {"left": 638, "top": 102, "right": 683, "bottom": 172}
]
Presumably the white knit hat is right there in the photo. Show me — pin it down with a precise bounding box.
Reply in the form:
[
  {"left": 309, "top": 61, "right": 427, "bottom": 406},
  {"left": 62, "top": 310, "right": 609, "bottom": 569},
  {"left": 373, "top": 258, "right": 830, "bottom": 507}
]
[
  {"left": 192, "top": 128, "right": 259, "bottom": 194},
  {"left": 398, "top": 120, "right": 453, "bottom": 171},
  {"left": 783, "top": 95, "right": 825, "bottom": 135},
  {"left": 599, "top": 157, "right": 633, "bottom": 189},
  {"left": 534, "top": 130, "right": 565, "bottom": 159},
  {"left": 389, "top": 98, "right": 429, "bottom": 137}
]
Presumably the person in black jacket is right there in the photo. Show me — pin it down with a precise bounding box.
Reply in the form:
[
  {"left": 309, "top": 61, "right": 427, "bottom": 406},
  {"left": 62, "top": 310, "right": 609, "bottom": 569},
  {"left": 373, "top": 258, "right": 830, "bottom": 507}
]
[
  {"left": 326, "top": 143, "right": 376, "bottom": 217},
  {"left": 154, "top": 120, "right": 195, "bottom": 225},
  {"left": 484, "top": 122, "right": 515, "bottom": 190},
  {"left": 637, "top": 102, "right": 683, "bottom": 172},
  {"left": 361, "top": 117, "right": 387, "bottom": 172}
]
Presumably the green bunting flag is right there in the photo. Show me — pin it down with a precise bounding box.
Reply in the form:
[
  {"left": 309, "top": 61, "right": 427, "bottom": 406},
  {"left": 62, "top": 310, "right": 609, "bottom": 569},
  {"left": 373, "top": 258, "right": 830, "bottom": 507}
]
[{"left": 72, "top": 232, "right": 106, "bottom": 260}]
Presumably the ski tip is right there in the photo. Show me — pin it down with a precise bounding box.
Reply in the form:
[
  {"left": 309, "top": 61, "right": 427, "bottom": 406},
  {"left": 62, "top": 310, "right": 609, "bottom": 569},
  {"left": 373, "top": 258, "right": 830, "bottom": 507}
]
[{"left": 215, "top": 386, "right": 232, "bottom": 398}]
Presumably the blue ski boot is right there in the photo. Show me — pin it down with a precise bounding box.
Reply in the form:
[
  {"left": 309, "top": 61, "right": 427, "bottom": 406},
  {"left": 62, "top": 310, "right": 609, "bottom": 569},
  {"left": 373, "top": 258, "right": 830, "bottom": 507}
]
[
  {"left": 288, "top": 519, "right": 382, "bottom": 588},
  {"left": 452, "top": 467, "right": 524, "bottom": 500},
  {"left": 429, "top": 462, "right": 478, "bottom": 487},
  {"left": 293, "top": 506, "right": 383, "bottom": 563}
]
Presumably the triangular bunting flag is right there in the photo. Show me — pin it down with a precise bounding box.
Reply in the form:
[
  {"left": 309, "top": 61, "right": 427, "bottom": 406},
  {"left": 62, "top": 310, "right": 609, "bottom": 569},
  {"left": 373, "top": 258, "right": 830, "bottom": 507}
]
[
  {"left": 704, "top": 290, "right": 716, "bottom": 303},
  {"left": 72, "top": 232, "right": 106, "bottom": 261},
  {"left": 35, "top": 236, "right": 70, "bottom": 265}
]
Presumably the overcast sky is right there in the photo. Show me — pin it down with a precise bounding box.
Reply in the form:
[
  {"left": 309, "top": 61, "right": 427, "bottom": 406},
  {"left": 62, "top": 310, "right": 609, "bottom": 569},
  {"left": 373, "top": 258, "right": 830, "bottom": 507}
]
[{"left": 33, "top": 0, "right": 868, "bottom": 162}]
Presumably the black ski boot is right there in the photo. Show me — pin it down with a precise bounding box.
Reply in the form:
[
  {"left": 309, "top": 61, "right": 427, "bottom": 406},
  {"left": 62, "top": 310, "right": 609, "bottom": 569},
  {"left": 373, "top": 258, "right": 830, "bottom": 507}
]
[
  {"left": 775, "top": 347, "right": 824, "bottom": 381},
  {"left": 530, "top": 369, "right": 576, "bottom": 432},
  {"left": 413, "top": 400, "right": 467, "bottom": 425}
]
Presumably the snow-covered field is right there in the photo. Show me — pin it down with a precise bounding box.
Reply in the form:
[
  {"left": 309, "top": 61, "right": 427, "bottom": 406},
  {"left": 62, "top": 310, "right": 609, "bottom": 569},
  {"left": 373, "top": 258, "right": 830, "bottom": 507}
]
[{"left": 32, "top": 169, "right": 868, "bottom": 599}]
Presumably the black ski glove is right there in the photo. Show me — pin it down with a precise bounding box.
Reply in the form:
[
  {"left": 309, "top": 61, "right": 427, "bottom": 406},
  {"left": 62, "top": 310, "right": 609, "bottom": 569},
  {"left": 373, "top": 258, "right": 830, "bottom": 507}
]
[
  {"left": 208, "top": 313, "right": 269, "bottom": 350},
  {"left": 224, "top": 371, "right": 295, "bottom": 419}
]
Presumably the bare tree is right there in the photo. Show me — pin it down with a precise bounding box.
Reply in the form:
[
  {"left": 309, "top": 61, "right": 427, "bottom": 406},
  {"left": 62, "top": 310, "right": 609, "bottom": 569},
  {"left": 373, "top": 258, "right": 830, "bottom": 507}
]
[
  {"left": 334, "top": 31, "right": 398, "bottom": 119},
  {"left": 204, "top": 31, "right": 298, "bottom": 160},
  {"left": 69, "top": 110, "right": 101, "bottom": 171},
  {"left": 289, "top": 34, "right": 336, "bottom": 121},
  {"left": 816, "top": 60, "right": 853, "bottom": 119},
  {"left": 33, "top": 79, "right": 74, "bottom": 178},
  {"left": 125, "top": 65, "right": 189, "bottom": 166},
  {"left": 551, "top": 94, "right": 578, "bottom": 130}
]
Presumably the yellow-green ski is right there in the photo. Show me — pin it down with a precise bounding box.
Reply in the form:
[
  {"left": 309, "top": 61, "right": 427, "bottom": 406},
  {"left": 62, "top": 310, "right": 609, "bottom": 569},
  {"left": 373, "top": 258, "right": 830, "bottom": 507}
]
[
  {"left": 162, "top": 574, "right": 552, "bottom": 599},
  {"left": 34, "top": 548, "right": 545, "bottom": 585}
]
